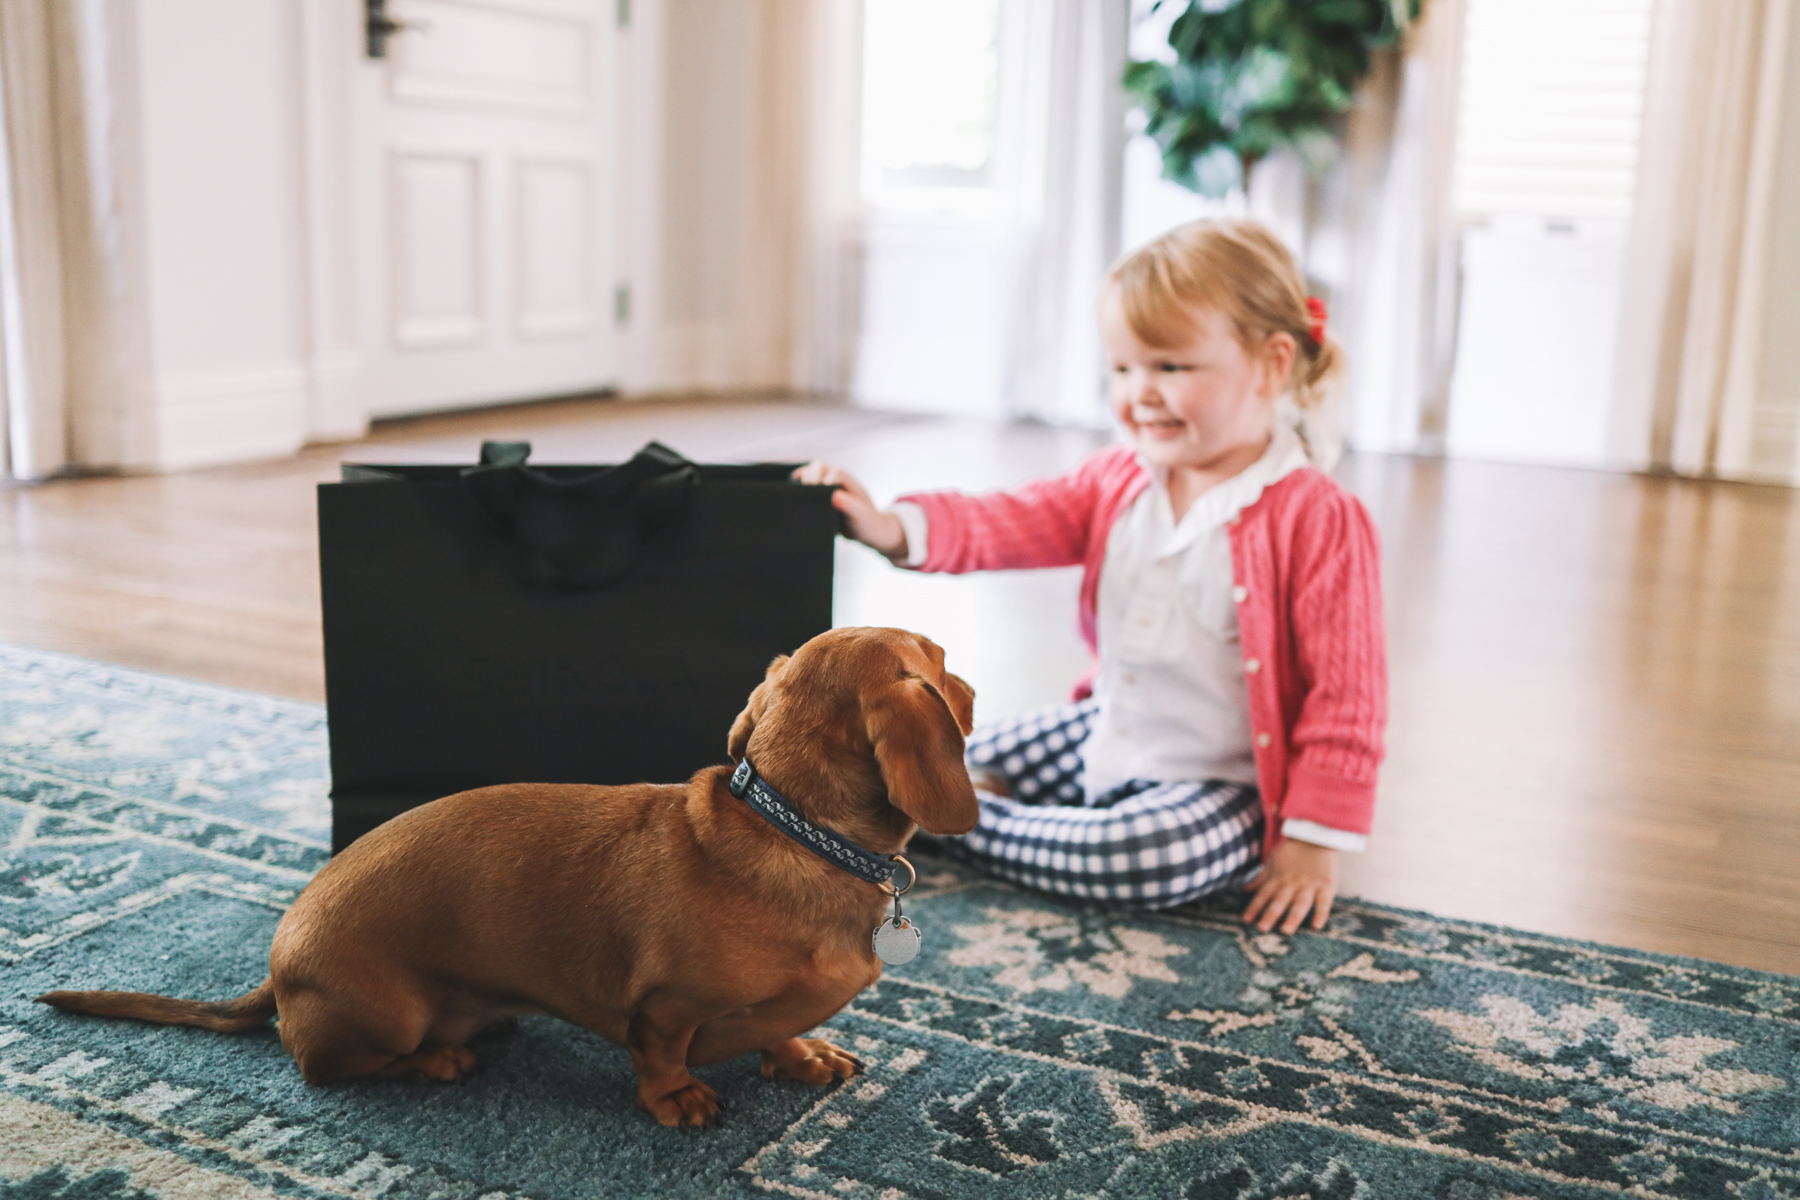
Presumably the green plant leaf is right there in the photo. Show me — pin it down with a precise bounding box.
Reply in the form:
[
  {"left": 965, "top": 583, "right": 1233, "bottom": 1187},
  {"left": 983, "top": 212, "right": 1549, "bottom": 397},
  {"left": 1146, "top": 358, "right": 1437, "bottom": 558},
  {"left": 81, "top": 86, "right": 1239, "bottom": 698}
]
[{"left": 1123, "top": 0, "right": 1427, "bottom": 195}]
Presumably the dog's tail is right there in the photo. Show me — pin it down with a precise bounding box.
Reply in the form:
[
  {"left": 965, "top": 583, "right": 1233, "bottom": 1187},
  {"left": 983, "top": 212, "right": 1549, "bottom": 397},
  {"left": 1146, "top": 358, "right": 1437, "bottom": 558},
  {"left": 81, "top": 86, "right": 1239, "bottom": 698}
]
[{"left": 36, "top": 978, "right": 277, "bottom": 1033}]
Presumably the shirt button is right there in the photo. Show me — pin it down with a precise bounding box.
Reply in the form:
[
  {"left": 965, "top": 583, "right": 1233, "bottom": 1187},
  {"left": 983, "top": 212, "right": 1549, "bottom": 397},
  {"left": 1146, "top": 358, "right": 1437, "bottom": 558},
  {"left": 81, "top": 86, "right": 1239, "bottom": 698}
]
[
  {"left": 1244, "top": 658, "right": 1261, "bottom": 674},
  {"left": 1231, "top": 584, "right": 1248, "bottom": 603},
  {"left": 1123, "top": 672, "right": 1138, "bottom": 685},
  {"left": 1256, "top": 732, "right": 1272, "bottom": 748}
]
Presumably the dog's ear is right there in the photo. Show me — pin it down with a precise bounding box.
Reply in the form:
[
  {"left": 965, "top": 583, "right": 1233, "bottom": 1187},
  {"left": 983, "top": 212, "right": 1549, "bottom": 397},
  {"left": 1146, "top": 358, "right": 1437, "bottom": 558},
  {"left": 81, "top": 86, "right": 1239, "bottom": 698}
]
[
  {"left": 866, "top": 675, "right": 979, "bottom": 835},
  {"left": 940, "top": 672, "right": 976, "bottom": 735},
  {"left": 728, "top": 655, "right": 789, "bottom": 761}
]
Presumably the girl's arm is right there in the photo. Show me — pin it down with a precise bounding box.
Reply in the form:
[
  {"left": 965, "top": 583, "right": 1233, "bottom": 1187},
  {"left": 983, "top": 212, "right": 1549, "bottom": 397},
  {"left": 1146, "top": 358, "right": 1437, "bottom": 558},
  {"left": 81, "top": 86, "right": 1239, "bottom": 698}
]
[
  {"left": 1234, "top": 483, "right": 1385, "bottom": 937},
  {"left": 894, "top": 451, "right": 1132, "bottom": 574},
  {"left": 1281, "top": 486, "right": 1388, "bottom": 838},
  {"left": 796, "top": 450, "right": 1134, "bottom": 574}
]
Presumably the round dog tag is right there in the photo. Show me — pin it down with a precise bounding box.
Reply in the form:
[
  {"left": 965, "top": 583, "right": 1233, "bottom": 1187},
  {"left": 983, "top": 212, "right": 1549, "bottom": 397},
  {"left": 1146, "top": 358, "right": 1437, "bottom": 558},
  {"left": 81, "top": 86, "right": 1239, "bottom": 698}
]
[{"left": 873, "top": 916, "right": 921, "bottom": 965}]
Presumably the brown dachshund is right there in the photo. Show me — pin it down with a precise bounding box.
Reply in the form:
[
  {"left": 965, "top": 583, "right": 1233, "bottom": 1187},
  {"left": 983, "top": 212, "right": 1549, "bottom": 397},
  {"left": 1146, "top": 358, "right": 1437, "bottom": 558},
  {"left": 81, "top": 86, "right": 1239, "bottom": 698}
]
[{"left": 37, "top": 626, "right": 978, "bottom": 1127}]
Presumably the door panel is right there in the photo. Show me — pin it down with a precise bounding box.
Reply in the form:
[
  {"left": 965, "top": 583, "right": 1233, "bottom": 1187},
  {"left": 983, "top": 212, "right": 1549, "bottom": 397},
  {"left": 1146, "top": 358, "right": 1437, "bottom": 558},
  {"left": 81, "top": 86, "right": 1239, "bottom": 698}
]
[
  {"left": 514, "top": 158, "right": 595, "bottom": 339},
  {"left": 358, "top": 0, "right": 615, "bottom": 419},
  {"left": 391, "top": 151, "right": 485, "bottom": 348},
  {"left": 390, "top": 0, "right": 592, "bottom": 114}
]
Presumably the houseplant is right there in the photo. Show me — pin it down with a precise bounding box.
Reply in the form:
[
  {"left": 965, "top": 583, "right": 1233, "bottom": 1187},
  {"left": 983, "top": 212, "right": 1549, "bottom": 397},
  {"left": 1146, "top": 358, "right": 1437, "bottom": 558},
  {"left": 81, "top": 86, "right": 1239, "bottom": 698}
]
[{"left": 1124, "top": 0, "right": 1426, "bottom": 197}]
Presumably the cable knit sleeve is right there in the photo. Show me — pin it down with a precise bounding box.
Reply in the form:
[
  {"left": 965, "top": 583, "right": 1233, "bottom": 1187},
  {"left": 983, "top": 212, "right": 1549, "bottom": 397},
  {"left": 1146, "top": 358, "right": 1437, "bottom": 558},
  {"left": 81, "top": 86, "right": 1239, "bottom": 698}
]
[
  {"left": 896, "top": 447, "right": 1135, "bottom": 575},
  {"left": 1278, "top": 485, "right": 1387, "bottom": 834}
]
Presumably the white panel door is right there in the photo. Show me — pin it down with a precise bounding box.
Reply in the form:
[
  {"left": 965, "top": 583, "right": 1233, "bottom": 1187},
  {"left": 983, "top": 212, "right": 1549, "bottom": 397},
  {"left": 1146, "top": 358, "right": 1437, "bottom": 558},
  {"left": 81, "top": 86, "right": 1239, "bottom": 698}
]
[{"left": 355, "top": 0, "right": 615, "bottom": 418}]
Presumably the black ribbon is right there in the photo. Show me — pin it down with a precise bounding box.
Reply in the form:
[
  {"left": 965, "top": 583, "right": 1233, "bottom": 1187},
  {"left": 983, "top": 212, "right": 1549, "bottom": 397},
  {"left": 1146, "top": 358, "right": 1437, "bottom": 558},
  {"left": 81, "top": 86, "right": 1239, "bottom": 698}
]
[{"left": 460, "top": 439, "right": 699, "bottom": 589}]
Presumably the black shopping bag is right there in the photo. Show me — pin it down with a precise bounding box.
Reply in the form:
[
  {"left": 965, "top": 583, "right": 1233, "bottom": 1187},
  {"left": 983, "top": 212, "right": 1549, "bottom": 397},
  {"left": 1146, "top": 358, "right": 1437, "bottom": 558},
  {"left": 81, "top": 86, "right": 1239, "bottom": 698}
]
[{"left": 318, "top": 440, "right": 837, "bottom": 852}]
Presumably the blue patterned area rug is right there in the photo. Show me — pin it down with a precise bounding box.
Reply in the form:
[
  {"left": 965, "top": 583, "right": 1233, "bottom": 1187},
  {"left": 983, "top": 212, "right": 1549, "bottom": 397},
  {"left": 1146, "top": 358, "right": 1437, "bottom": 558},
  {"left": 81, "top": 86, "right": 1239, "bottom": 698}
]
[{"left": 2, "top": 644, "right": 1797, "bottom": 1200}]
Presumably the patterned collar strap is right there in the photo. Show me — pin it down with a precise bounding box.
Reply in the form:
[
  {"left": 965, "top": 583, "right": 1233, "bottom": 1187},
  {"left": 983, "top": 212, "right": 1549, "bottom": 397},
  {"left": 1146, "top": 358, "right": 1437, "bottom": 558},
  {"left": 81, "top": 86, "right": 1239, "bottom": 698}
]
[{"left": 729, "top": 758, "right": 898, "bottom": 887}]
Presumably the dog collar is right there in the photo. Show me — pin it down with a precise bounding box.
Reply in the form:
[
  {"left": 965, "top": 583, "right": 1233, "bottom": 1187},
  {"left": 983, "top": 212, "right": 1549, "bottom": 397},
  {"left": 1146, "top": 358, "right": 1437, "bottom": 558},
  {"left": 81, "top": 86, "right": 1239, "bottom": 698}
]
[{"left": 729, "top": 758, "right": 900, "bottom": 886}]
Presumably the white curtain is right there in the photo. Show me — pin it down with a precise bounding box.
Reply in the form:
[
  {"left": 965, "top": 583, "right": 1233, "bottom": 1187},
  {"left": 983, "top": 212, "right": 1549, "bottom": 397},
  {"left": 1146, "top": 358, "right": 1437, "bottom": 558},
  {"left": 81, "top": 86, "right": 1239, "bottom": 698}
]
[
  {"left": 1328, "top": 0, "right": 1465, "bottom": 458},
  {"left": 0, "top": 0, "right": 162, "bottom": 479},
  {"left": 999, "top": 0, "right": 1129, "bottom": 427},
  {"left": 0, "top": 0, "right": 68, "bottom": 479},
  {"left": 645, "top": 0, "right": 864, "bottom": 397},
  {"left": 777, "top": 0, "right": 867, "bottom": 399},
  {"left": 1607, "top": 0, "right": 1797, "bottom": 482}
]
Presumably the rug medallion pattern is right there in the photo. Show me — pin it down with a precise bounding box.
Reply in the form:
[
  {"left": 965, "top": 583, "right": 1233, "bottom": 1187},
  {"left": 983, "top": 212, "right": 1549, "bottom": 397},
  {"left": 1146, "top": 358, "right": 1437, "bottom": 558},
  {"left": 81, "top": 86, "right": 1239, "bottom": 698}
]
[{"left": 1, "top": 645, "right": 1795, "bottom": 1199}]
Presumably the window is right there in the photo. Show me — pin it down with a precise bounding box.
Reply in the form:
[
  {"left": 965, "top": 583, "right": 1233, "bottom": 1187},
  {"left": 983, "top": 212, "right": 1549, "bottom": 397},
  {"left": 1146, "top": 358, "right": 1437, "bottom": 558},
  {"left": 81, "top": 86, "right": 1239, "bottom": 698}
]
[
  {"left": 860, "top": 0, "right": 1002, "bottom": 201},
  {"left": 1452, "top": 0, "right": 1657, "bottom": 225},
  {"left": 1444, "top": 0, "right": 1658, "bottom": 466}
]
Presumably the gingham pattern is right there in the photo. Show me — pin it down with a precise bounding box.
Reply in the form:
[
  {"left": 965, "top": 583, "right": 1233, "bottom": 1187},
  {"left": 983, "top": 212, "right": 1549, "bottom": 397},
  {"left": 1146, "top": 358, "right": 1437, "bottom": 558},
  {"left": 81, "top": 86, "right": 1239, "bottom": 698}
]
[
  {"left": 965, "top": 702, "right": 1097, "bottom": 805},
  {"left": 954, "top": 701, "right": 1264, "bottom": 908}
]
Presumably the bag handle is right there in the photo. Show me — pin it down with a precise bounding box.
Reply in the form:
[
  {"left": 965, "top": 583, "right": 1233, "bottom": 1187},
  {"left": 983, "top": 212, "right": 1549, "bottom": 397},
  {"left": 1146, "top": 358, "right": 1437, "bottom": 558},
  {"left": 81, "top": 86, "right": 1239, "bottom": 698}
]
[{"left": 461, "top": 440, "right": 700, "bottom": 588}]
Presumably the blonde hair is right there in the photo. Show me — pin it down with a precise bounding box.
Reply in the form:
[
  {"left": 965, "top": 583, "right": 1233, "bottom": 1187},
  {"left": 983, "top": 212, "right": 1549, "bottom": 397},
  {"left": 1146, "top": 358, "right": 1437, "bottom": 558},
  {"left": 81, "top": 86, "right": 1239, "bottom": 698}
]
[{"left": 1105, "top": 219, "right": 1345, "bottom": 438}]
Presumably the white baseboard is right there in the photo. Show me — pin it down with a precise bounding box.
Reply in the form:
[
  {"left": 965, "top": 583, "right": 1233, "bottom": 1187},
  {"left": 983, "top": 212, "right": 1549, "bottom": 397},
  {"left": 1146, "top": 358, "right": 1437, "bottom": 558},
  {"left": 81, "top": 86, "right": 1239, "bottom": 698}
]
[
  {"left": 152, "top": 364, "right": 309, "bottom": 469},
  {"left": 305, "top": 351, "right": 368, "bottom": 442},
  {"left": 1739, "top": 395, "right": 1800, "bottom": 485}
]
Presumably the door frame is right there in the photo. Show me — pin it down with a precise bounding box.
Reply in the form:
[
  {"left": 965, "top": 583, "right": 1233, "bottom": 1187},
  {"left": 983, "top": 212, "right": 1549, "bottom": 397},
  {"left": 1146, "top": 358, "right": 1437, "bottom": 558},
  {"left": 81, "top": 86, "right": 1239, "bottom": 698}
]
[{"left": 297, "top": 0, "right": 366, "bottom": 441}]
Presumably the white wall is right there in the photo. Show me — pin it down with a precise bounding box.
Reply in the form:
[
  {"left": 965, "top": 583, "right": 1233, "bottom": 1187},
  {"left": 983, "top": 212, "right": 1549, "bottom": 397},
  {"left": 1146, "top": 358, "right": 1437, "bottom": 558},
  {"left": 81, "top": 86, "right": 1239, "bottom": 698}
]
[
  {"left": 851, "top": 212, "right": 1010, "bottom": 417},
  {"left": 657, "top": 0, "right": 766, "bottom": 390},
  {"left": 133, "top": 0, "right": 312, "bottom": 468},
  {"left": 640, "top": 0, "right": 852, "bottom": 397}
]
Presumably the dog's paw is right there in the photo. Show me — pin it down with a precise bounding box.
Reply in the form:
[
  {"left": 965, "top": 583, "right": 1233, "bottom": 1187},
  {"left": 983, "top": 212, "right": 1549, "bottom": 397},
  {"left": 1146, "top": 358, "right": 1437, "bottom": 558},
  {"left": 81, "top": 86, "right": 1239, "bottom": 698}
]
[
  {"left": 640, "top": 1079, "right": 721, "bottom": 1128},
  {"left": 760, "top": 1037, "right": 864, "bottom": 1085},
  {"left": 378, "top": 1041, "right": 478, "bottom": 1082}
]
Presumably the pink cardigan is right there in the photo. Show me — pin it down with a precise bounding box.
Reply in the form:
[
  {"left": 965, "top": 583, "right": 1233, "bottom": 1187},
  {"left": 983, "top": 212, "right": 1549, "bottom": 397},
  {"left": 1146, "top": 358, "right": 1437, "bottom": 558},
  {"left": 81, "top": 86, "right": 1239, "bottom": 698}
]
[{"left": 899, "top": 446, "right": 1386, "bottom": 854}]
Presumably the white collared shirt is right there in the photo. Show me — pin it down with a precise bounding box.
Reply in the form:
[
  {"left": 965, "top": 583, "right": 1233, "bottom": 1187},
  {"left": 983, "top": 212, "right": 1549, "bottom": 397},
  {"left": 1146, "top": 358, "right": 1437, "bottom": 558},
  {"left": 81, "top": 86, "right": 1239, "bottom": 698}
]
[{"left": 1081, "top": 430, "right": 1304, "bottom": 794}]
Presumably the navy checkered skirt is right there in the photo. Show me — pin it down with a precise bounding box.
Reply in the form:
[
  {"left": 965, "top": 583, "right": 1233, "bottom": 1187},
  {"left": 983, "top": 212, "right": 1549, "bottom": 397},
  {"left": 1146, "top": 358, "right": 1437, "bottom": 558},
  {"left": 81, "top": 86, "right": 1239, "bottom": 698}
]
[{"left": 944, "top": 699, "right": 1264, "bottom": 908}]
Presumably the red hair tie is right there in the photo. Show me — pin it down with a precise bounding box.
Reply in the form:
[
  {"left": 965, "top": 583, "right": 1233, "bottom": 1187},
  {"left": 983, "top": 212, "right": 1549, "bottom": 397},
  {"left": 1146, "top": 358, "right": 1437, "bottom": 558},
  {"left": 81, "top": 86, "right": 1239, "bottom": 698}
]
[{"left": 1305, "top": 296, "right": 1328, "bottom": 344}]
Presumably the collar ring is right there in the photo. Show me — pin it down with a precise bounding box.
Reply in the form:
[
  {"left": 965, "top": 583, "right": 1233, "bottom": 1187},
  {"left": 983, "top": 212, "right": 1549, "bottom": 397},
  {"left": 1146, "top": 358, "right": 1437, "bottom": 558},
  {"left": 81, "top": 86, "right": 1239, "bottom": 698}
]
[{"left": 887, "top": 854, "right": 915, "bottom": 898}]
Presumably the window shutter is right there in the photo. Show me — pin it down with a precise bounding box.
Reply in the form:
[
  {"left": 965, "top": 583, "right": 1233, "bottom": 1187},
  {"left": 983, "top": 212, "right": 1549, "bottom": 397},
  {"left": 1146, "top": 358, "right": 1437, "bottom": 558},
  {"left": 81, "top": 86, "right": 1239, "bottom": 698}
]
[{"left": 1452, "top": 0, "right": 1657, "bottom": 222}]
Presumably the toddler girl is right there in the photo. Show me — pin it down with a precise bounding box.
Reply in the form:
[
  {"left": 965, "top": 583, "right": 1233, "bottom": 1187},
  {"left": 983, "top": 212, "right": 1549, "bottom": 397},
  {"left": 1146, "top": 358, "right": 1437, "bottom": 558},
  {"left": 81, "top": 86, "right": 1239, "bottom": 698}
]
[{"left": 797, "top": 219, "right": 1385, "bottom": 935}]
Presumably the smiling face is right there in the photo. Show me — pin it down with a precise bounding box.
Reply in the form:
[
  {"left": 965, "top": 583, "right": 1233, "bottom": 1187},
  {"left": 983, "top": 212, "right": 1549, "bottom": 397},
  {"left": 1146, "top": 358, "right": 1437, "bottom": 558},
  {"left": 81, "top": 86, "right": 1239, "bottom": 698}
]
[{"left": 1099, "top": 287, "right": 1293, "bottom": 477}]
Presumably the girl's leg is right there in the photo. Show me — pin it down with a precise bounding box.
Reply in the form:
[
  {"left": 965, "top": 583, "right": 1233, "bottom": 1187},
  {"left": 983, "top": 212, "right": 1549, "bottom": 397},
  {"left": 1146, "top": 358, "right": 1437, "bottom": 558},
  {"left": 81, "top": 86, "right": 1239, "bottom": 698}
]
[
  {"left": 963, "top": 700, "right": 1099, "bottom": 806},
  {"left": 952, "top": 780, "right": 1264, "bottom": 909}
]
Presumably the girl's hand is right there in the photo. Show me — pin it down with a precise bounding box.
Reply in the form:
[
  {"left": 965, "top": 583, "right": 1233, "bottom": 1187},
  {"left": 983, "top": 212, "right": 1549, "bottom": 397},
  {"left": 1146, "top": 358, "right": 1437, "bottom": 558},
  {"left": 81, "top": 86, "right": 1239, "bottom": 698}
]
[
  {"left": 792, "top": 462, "right": 908, "bottom": 559},
  {"left": 1242, "top": 840, "right": 1338, "bottom": 934}
]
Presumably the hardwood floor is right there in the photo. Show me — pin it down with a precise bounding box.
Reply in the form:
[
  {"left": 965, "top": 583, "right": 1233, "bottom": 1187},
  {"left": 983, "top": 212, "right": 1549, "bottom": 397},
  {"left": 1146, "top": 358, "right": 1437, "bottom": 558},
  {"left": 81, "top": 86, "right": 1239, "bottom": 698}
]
[
  {"left": 2, "top": 393, "right": 1795, "bottom": 974},
  {"left": 1337, "top": 453, "right": 1800, "bottom": 975}
]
